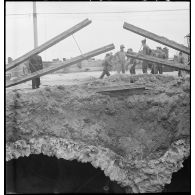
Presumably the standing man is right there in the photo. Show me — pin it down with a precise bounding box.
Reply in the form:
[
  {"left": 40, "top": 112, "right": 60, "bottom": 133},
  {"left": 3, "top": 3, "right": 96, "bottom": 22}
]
[
  {"left": 150, "top": 49, "right": 157, "bottom": 74},
  {"left": 163, "top": 47, "right": 169, "bottom": 59},
  {"left": 177, "top": 51, "right": 185, "bottom": 77},
  {"left": 156, "top": 47, "right": 166, "bottom": 74},
  {"left": 99, "top": 53, "right": 113, "bottom": 79},
  {"left": 29, "top": 54, "right": 43, "bottom": 89},
  {"left": 115, "top": 45, "right": 126, "bottom": 74},
  {"left": 125, "top": 48, "right": 137, "bottom": 75},
  {"left": 141, "top": 39, "right": 151, "bottom": 74},
  {"left": 125, "top": 48, "right": 132, "bottom": 71}
]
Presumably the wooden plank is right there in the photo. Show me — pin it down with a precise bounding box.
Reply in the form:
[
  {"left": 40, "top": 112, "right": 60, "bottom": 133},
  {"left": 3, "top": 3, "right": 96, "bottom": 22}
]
[
  {"left": 96, "top": 85, "right": 146, "bottom": 93},
  {"left": 6, "top": 44, "right": 115, "bottom": 88},
  {"left": 126, "top": 52, "right": 190, "bottom": 72},
  {"left": 95, "top": 85, "right": 147, "bottom": 97},
  {"left": 123, "top": 22, "right": 190, "bottom": 55},
  {"left": 6, "top": 19, "right": 92, "bottom": 72}
]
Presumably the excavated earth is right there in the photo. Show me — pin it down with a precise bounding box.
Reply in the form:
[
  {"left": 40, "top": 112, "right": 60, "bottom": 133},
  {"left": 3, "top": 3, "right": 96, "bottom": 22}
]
[{"left": 6, "top": 74, "right": 190, "bottom": 193}]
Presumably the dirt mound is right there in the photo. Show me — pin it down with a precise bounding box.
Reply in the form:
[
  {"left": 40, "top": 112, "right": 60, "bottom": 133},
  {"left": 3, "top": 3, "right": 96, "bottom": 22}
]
[{"left": 6, "top": 74, "right": 190, "bottom": 193}]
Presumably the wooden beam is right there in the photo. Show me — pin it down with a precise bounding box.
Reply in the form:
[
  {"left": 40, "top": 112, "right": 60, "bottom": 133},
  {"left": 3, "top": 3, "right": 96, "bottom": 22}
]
[
  {"left": 6, "top": 18, "right": 92, "bottom": 72},
  {"left": 95, "top": 85, "right": 146, "bottom": 93},
  {"left": 126, "top": 52, "right": 190, "bottom": 72},
  {"left": 123, "top": 22, "right": 190, "bottom": 55},
  {"left": 6, "top": 44, "right": 115, "bottom": 88}
]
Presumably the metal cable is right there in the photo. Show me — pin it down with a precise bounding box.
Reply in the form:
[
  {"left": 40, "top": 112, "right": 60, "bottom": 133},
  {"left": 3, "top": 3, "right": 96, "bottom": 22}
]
[
  {"left": 72, "top": 34, "right": 83, "bottom": 56},
  {"left": 6, "top": 9, "right": 189, "bottom": 16}
]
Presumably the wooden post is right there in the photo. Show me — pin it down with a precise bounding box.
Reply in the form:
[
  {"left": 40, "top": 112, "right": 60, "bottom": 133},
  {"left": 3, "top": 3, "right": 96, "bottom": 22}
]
[
  {"left": 6, "top": 44, "right": 115, "bottom": 88},
  {"left": 123, "top": 22, "right": 190, "bottom": 55},
  {"left": 33, "top": 2, "right": 38, "bottom": 48},
  {"left": 126, "top": 52, "right": 190, "bottom": 72},
  {"left": 6, "top": 18, "right": 92, "bottom": 71}
]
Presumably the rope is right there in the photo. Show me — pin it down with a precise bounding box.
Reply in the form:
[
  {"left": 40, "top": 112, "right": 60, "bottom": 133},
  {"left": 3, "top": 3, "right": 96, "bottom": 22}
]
[{"left": 72, "top": 34, "right": 84, "bottom": 56}]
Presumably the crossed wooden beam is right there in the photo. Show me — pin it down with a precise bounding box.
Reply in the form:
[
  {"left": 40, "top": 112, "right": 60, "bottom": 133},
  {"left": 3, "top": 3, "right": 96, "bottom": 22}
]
[
  {"left": 6, "top": 18, "right": 115, "bottom": 88},
  {"left": 6, "top": 19, "right": 190, "bottom": 88}
]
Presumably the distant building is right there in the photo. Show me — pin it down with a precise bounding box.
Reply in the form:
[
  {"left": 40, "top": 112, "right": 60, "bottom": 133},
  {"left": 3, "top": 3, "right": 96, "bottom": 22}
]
[
  {"left": 8, "top": 57, "right": 13, "bottom": 64},
  {"left": 52, "top": 58, "right": 60, "bottom": 62}
]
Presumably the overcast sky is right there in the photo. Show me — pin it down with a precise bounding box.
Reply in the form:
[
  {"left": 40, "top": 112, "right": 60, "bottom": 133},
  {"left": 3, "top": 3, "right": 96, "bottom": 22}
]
[{"left": 6, "top": 1, "right": 189, "bottom": 61}]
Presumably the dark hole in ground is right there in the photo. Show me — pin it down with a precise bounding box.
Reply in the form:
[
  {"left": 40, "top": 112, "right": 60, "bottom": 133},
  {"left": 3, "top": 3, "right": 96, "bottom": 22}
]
[
  {"left": 6, "top": 154, "right": 126, "bottom": 193},
  {"left": 163, "top": 156, "right": 191, "bottom": 192}
]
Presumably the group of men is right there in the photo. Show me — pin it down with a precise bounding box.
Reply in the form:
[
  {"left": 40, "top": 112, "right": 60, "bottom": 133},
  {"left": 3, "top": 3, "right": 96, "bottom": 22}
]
[
  {"left": 99, "top": 44, "right": 137, "bottom": 79},
  {"left": 100, "top": 39, "right": 167, "bottom": 79}
]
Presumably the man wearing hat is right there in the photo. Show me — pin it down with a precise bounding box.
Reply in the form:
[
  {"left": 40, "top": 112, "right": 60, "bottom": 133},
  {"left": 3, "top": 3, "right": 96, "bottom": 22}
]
[
  {"left": 141, "top": 39, "right": 151, "bottom": 73},
  {"left": 114, "top": 45, "right": 126, "bottom": 74}
]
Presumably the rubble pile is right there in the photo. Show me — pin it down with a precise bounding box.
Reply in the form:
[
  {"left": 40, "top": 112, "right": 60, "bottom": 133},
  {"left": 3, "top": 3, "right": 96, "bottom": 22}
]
[{"left": 6, "top": 74, "right": 190, "bottom": 193}]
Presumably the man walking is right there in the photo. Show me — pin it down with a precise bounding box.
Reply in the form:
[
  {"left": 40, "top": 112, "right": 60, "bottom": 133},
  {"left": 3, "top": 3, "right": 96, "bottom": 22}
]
[
  {"left": 29, "top": 54, "right": 43, "bottom": 89},
  {"left": 115, "top": 45, "right": 126, "bottom": 74},
  {"left": 99, "top": 53, "right": 113, "bottom": 79}
]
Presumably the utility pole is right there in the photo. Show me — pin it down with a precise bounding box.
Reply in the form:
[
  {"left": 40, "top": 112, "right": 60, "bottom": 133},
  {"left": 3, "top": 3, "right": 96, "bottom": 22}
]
[{"left": 33, "top": 1, "right": 38, "bottom": 48}]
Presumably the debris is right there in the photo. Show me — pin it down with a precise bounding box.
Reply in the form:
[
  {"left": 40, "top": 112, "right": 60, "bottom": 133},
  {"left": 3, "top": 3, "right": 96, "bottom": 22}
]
[{"left": 6, "top": 74, "right": 190, "bottom": 193}]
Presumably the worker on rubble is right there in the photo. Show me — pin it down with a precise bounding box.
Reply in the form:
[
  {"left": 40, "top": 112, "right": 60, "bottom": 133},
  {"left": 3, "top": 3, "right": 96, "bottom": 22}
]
[
  {"left": 114, "top": 45, "right": 126, "bottom": 74},
  {"left": 155, "top": 47, "right": 166, "bottom": 74},
  {"left": 148, "top": 49, "right": 156, "bottom": 74},
  {"left": 177, "top": 51, "right": 185, "bottom": 77},
  {"left": 150, "top": 47, "right": 166, "bottom": 74},
  {"left": 141, "top": 39, "right": 152, "bottom": 74},
  {"left": 163, "top": 47, "right": 169, "bottom": 59},
  {"left": 29, "top": 54, "right": 43, "bottom": 89},
  {"left": 125, "top": 48, "right": 137, "bottom": 75},
  {"left": 125, "top": 48, "right": 132, "bottom": 71},
  {"left": 99, "top": 53, "right": 113, "bottom": 79}
]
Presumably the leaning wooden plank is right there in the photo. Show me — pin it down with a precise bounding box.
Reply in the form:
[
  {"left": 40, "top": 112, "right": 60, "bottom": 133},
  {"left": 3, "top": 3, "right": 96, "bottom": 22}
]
[
  {"left": 126, "top": 52, "right": 190, "bottom": 72},
  {"left": 6, "top": 18, "right": 92, "bottom": 71},
  {"left": 6, "top": 44, "right": 115, "bottom": 88},
  {"left": 123, "top": 22, "right": 190, "bottom": 55}
]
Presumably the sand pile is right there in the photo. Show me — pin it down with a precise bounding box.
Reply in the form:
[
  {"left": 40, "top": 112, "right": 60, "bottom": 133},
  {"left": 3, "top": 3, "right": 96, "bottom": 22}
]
[{"left": 6, "top": 74, "right": 190, "bottom": 193}]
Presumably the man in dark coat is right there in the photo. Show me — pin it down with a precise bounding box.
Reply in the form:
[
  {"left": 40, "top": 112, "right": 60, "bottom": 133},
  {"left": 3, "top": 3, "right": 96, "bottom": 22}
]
[{"left": 29, "top": 54, "right": 43, "bottom": 89}]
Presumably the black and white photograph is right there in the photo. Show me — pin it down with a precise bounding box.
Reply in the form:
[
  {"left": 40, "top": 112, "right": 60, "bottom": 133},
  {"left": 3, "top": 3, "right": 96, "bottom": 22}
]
[{"left": 5, "top": 1, "right": 191, "bottom": 193}]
